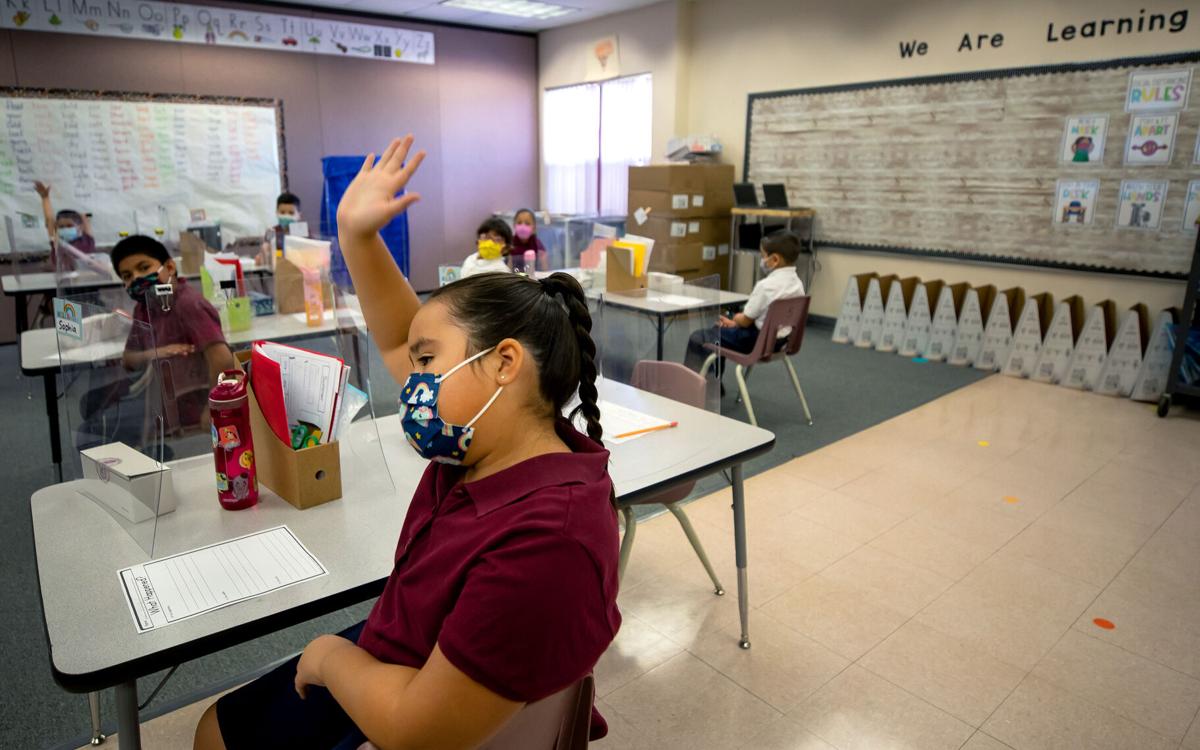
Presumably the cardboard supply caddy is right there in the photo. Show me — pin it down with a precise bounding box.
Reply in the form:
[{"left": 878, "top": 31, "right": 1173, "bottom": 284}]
[
  {"left": 974, "top": 287, "right": 1024, "bottom": 372},
  {"left": 833, "top": 273, "right": 877, "bottom": 344},
  {"left": 948, "top": 284, "right": 996, "bottom": 366},
  {"left": 925, "top": 282, "right": 969, "bottom": 362},
  {"left": 878, "top": 277, "right": 919, "bottom": 353},
  {"left": 1030, "top": 295, "right": 1085, "bottom": 384},
  {"left": 899, "top": 279, "right": 944, "bottom": 357},
  {"left": 606, "top": 238, "right": 650, "bottom": 293},
  {"left": 274, "top": 255, "right": 335, "bottom": 315},
  {"left": 1095, "top": 304, "right": 1150, "bottom": 397},
  {"left": 178, "top": 230, "right": 209, "bottom": 276},
  {"left": 234, "top": 351, "right": 342, "bottom": 509},
  {"left": 1063, "top": 299, "right": 1117, "bottom": 390},
  {"left": 855, "top": 275, "right": 897, "bottom": 349},
  {"left": 1002, "top": 292, "right": 1055, "bottom": 378}
]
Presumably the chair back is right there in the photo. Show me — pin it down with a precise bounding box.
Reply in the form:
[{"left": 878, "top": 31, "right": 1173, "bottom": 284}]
[
  {"left": 481, "top": 675, "right": 595, "bottom": 750},
  {"left": 623, "top": 361, "right": 705, "bottom": 506},
  {"left": 749, "top": 295, "right": 810, "bottom": 361}
]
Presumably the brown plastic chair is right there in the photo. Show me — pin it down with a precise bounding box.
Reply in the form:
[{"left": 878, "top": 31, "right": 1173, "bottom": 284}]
[
  {"left": 617, "top": 361, "right": 725, "bottom": 596},
  {"left": 699, "top": 296, "right": 814, "bottom": 428},
  {"left": 356, "top": 675, "right": 594, "bottom": 750}
]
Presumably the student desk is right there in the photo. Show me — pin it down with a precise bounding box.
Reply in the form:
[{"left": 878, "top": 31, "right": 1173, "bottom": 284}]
[
  {"left": 2, "top": 268, "right": 272, "bottom": 336},
  {"left": 729, "top": 207, "right": 817, "bottom": 289},
  {"left": 601, "top": 286, "right": 749, "bottom": 360},
  {"left": 32, "top": 380, "right": 774, "bottom": 749},
  {"left": 20, "top": 310, "right": 363, "bottom": 481}
]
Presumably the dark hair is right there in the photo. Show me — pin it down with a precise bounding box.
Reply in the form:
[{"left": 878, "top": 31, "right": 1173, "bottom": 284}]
[
  {"left": 55, "top": 209, "right": 84, "bottom": 225},
  {"left": 111, "top": 235, "right": 171, "bottom": 272},
  {"left": 514, "top": 208, "right": 537, "bottom": 226},
  {"left": 429, "top": 272, "right": 602, "bottom": 445},
  {"left": 761, "top": 230, "right": 803, "bottom": 265},
  {"left": 476, "top": 217, "right": 513, "bottom": 247},
  {"left": 276, "top": 191, "right": 302, "bottom": 210}
]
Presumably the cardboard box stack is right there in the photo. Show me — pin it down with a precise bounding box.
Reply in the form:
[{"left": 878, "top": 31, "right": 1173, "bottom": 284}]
[{"left": 627, "top": 164, "right": 734, "bottom": 287}]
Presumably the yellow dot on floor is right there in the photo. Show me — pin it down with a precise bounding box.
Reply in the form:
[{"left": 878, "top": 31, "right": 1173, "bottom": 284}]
[
  {"left": 978, "top": 440, "right": 990, "bottom": 447},
  {"left": 1004, "top": 496, "right": 1020, "bottom": 504}
]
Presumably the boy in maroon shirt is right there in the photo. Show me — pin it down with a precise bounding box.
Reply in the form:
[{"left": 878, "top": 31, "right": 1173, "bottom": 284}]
[{"left": 112, "top": 235, "right": 235, "bottom": 432}]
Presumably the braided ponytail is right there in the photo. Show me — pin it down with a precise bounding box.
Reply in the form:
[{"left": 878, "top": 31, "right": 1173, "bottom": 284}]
[{"left": 539, "top": 273, "right": 602, "bottom": 444}]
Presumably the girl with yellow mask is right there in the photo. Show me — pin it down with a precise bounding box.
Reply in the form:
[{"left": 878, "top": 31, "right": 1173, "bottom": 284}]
[{"left": 461, "top": 217, "right": 514, "bottom": 278}]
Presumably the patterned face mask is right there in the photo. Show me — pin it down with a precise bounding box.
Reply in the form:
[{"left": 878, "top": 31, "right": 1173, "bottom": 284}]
[{"left": 399, "top": 347, "right": 503, "bottom": 465}]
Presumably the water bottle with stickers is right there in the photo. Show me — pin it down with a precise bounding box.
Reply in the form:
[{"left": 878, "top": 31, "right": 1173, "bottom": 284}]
[{"left": 209, "top": 370, "right": 259, "bottom": 510}]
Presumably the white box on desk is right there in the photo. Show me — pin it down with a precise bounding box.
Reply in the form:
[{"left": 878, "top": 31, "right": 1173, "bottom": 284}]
[{"left": 79, "top": 442, "right": 176, "bottom": 523}]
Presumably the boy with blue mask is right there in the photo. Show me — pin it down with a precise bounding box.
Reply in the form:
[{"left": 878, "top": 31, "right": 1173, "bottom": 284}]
[
  {"left": 35, "top": 180, "right": 96, "bottom": 255},
  {"left": 684, "top": 229, "right": 806, "bottom": 378},
  {"left": 276, "top": 191, "right": 302, "bottom": 228}
]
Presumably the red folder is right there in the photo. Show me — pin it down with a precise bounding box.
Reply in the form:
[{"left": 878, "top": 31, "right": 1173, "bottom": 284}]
[{"left": 250, "top": 342, "right": 291, "bottom": 444}]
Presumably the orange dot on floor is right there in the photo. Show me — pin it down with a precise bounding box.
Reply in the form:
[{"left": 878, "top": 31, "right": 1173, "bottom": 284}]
[
  {"left": 1093, "top": 618, "right": 1116, "bottom": 630},
  {"left": 1003, "top": 496, "right": 1020, "bottom": 504},
  {"left": 978, "top": 440, "right": 990, "bottom": 447}
]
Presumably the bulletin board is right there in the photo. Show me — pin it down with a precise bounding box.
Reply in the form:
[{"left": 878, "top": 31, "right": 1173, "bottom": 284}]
[
  {"left": 744, "top": 52, "right": 1200, "bottom": 278},
  {"left": 0, "top": 87, "right": 286, "bottom": 250}
]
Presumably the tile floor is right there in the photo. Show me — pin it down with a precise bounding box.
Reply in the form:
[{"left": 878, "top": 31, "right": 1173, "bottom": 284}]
[{"left": 84, "top": 376, "right": 1200, "bottom": 749}]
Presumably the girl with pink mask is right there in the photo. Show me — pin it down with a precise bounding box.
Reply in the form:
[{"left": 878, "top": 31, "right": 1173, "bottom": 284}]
[{"left": 510, "top": 208, "right": 547, "bottom": 273}]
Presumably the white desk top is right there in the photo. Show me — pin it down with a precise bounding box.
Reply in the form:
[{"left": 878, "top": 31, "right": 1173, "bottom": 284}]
[
  {"left": 2, "top": 267, "right": 270, "bottom": 296},
  {"left": 33, "top": 380, "right": 773, "bottom": 689},
  {"left": 20, "top": 310, "right": 363, "bottom": 374},
  {"left": 602, "top": 284, "right": 749, "bottom": 315}
]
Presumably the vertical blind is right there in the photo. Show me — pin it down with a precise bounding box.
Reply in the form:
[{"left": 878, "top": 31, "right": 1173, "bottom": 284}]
[{"left": 543, "top": 73, "right": 652, "bottom": 216}]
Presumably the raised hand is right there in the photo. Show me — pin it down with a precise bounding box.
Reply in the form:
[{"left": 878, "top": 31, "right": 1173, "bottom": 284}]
[
  {"left": 336, "top": 134, "right": 426, "bottom": 239},
  {"left": 34, "top": 180, "right": 51, "bottom": 198}
]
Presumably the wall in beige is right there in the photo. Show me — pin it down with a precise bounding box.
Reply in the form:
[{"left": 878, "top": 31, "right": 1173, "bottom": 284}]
[
  {"left": 537, "top": 0, "right": 688, "bottom": 206},
  {"left": 686, "top": 0, "right": 1198, "bottom": 316}
]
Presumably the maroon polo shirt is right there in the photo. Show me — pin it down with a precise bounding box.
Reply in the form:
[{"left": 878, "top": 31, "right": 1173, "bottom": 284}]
[
  {"left": 357, "top": 418, "right": 621, "bottom": 737},
  {"left": 126, "top": 278, "right": 227, "bottom": 430}
]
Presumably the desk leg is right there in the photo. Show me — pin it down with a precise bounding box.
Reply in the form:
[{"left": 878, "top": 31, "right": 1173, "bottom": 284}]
[
  {"left": 656, "top": 314, "right": 665, "bottom": 361},
  {"left": 731, "top": 463, "right": 750, "bottom": 649},
  {"left": 43, "top": 372, "right": 62, "bottom": 482},
  {"left": 116, "top": 681, "right": 141, "bottom": 750},
  {"left": 15, "top": 292, "right": 28, "bottom": 336},
  {"left": 89, "top": 692, "right": 107, "bottom": 745}
]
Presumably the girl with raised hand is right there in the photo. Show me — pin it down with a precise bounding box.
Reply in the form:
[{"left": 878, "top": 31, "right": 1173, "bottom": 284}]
[{"left": 195, "top": 135, "right": 620, "bottom": 750}]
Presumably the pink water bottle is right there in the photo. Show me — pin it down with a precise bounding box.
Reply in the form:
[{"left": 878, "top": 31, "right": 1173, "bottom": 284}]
[
  {"left": 209, "top": 370, "right": 259, "bottom": 510},
  {"left": 523, "top": 249, "right": 536, "bottom": 274}
]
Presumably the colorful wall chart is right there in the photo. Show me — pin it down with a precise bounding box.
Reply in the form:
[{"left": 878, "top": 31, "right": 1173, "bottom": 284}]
[
  {"left": 0, "top": 1, "right": 434, "bottom": 65},
  {"left": 0, "top": 90, "right": 283, "bottom": 248}
]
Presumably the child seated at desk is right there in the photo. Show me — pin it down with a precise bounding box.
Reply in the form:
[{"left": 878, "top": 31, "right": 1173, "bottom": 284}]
[
  {"left": 259, "top": 191, "right": 306, "bottom": 266},
  {"left": 113, "top": 235, "right": 236, "bottom": 432},
  {"left": 510, "top": 208, "right": 547, "bottom": 273},
  {"left": 195, "top": 135, "right": 620, "bottom": 750},
  {"left": 684, "top": 229, "right": 806, "bottom": 375},
  {"left": 35, "top": 180, "right": 96, "bottom": 255},
  {"left": 460, "top": 217, "right": 513, "bottom": 278}
]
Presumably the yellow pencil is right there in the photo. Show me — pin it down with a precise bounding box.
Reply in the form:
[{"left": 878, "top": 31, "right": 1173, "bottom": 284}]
[{"left": 614, "top": 421, "right": 678, "bottom": 440}]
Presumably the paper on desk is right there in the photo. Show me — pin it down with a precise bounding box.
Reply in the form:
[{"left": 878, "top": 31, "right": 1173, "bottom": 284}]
[
  {"left": 651, "top": 294, "right": 707, "bottom": 306},
  {"left": 597, "top": 400, "right": 672, "bottom": 444},
  {"left": 118, "top": 526, "right": 326, "bottom": 633}
]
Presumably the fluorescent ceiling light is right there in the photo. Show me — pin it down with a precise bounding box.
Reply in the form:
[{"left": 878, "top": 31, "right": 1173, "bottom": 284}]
[{"left": 440, "top": 0, "right": 576, "bottom": 19}]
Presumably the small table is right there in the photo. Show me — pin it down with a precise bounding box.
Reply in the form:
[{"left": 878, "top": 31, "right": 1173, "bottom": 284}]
[
  {"left": 20, "top": 310, "right": 362, "bottom": 481},
  {"left": 602, "top": 285, "right": 750, "bottom": 360},
  {"left": 729, "top": 207, "right": 817, "bottom": 290},
  {"left": 32, "top": 380, "right": 774, "bottom": 749}
]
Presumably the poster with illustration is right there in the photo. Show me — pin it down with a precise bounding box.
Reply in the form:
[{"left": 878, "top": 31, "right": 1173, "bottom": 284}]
[
  {"left": 1125, "top": 68, "right": 1191, "bottom": 112},
  {"left": 1053, "top": 179, "right": 1099, "bottom": 225},
  {"left": 1116, "top": 180, "right": 1167, "bottom": 230},
  {"left": 1183, "top": 180, "right": 1200, "bottom": 233},
  {"left": 1060, "top": 115, "right": 1108, "bottom": 164},
  {"left": 1125, "top": 113, "right": 1178, "bottom": 165}
]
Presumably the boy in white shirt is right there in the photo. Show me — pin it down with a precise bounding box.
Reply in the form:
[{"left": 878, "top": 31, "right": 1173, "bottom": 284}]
[
  {"left": 685, "top": 230, "right": 806, "bottom": 374},
  {"left": 461, "top": 218, "right": 514, "bottom": 278}
]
